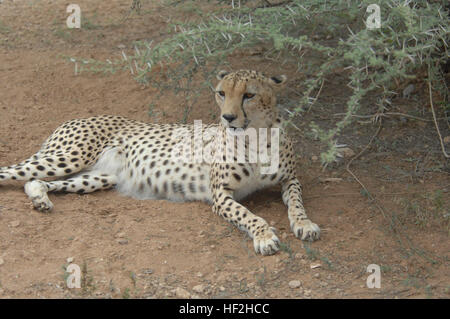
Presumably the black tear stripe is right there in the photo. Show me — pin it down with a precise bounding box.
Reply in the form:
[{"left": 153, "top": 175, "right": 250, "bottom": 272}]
[{"left": 240, "top": 99, "right": 248, "bottom": 124}]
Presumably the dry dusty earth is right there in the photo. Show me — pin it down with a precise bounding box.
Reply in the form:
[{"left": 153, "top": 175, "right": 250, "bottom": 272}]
[{"left": 0, "top": 0, "right": 448, "bottom": 299}]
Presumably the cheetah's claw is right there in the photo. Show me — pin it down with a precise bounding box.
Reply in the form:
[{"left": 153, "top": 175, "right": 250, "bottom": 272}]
[
  {"left": 24, "top": 180, "right": 53, "bottom": 212},
  {"left": 291, "top": 219, "right": 320, "bottom": 241},
  {"left": 253, "top": 226, "right": 280, "bottom": 256}
]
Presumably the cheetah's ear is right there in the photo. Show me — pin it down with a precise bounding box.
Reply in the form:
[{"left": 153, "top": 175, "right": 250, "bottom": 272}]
[
  {"left": 216, "top": 70, "right": 229, "bottom": 80},
  {"left": 268, "top": 75, "right": 287, "bottom": 87},
  {"left": 269, "top": 75, "right": 287, "bottom": 87}
]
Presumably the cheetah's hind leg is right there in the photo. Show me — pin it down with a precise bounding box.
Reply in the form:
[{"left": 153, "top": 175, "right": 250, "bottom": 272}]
[
  {"left": 0, "top": 152, "right": 84, "bottom": 211},
  {"left": 0, "top": 150, "right": 115, "bottom": 211},
  {"left": 24, "top": 180, "right": 53, "bottom": 212},
  {"left": 24, "top": 172, "right": 118, "bottom": 212}
]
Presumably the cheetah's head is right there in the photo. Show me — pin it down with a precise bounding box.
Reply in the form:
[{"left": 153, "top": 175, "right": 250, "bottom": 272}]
[{"left": 215, "top": 70, "right": 287, "bottom": 130}]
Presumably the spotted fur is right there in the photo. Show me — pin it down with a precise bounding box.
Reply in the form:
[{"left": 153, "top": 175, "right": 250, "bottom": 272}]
[{"left": 0, "top": 70, "right": 320, "bottom": 255}]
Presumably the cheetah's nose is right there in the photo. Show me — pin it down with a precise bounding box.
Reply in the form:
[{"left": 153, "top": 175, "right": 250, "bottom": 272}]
[{"left": 222, "top": 114, "right": 237, "bottom": 123}]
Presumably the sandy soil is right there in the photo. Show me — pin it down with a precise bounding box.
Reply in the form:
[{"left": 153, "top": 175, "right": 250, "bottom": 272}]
[{"left": 0, "top": 0, "right": 448, "bottom": 299}]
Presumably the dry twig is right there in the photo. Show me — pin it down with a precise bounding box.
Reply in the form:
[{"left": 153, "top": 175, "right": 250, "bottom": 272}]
[{"left": 428, "top": 70, "right": 449, "bottom": 158}]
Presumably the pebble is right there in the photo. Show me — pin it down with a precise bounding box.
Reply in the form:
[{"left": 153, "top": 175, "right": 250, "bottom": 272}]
[
  {"left": 311, "top": 155, "right": 318, "bottom": 162},
  {"left": 116, "top": 232, "right": 126, "bottom": 238},
  {"left": 117, "top": 239, "right": 128, "bottom": 245},
  {"left": 288, "top": 280, "right": 301, "bottom": 289},
  {"left": 0, "top": 257, "right": 4, "bottom": 266},
  {"left": 192, "top": 284, "right": 205, "bottom": 293},
  {"left": 67, "top": 257, "right": 74, "bottom": 263},
  {"left": 444, "top": 136, "right": 450, "bottom": 144},
  {"left": 402, "top": 84, "right": 415, "bottom": 98},
  {"left": 338, "top": 147, "right": 355, "bottom": 158},
  {"left": 313, "top": 273, "right": 320, "bottom": 279},
  {"left": 10, "top": 220, "right": 20, "bottom": 227},
  {"left": 174, "top": 287, "right": 191, "bottom": 299}
]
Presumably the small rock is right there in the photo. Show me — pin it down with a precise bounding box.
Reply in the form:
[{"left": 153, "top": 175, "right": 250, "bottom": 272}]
[
  {"left": 116, "top": 232, "right": 126, "bottom": 238},
  {"left": 219, "top": 286, "right": 225, "bottom": 292},
  {"left": 288, "top": 280, "right": 301, "bottom": 289},
  {"left": 67, "top": 257, "right": 74, "bottom": 263},
  {"left": 174, "top": 287, "right": 191, "bottom": 299},
  {"left": 217, "top": 273, "right": 227, "bottom": 281},
  {"left": 444, "top": 136, "right": 450, "bottom": 144},
  {"left": 338, "top": 147, "right": 355, "bottom": 158},
  {"left": 143, "top": 269, "right": 153, "bottom": 275},
  {"left": 0, "top": 257, "right": 4, "bottom": 266},
  {"left": 310, "top": 263, "right": 321, "bottom": 269},
  {"left": 319, "top": 177, "right": 343, "bottom": 183},
  {"left": 117, "top": 239, "right": 128, "bottom": 245},
  {"left": 311, "top": 155, "right": 318, "bottom": 162},
  {"left": 10, "top": 220, "right": 20, "bottom": 227},
  {"left": 281, "top": 232, "right": 288, "bottom": 240},
  {"left": 196, "top": 272, "right": 203, "bottom": 278},
  {"left": 402, "top": 84, "right": 415, "bottom": 98},
  {"left": 117, "top": 44, "right": 126, "bottom": 49},
  {"left": 192, "top": 284, "right": 205, "bottom": 293},
  {"left": 304, "top": 289, "right": 311, "bottom": 296},
  {"left": 313, "top": 273, "right": 320, "bottom": 279}
]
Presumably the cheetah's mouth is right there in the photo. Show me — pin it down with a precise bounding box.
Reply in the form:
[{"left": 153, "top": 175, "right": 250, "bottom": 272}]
[
  {"left": 228, "top": 119, "right": 250, "bottom": 131},
  {"left": 229, "top": 125, "right": 246, "bottom": 132}
]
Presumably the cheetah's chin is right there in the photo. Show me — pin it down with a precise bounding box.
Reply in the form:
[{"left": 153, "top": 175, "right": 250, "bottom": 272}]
[{"left": 227, "top": 124, "right": 249, "bottom": 132}]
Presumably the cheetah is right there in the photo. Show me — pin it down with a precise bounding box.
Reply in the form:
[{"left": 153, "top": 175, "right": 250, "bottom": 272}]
[{"left": 0, "top": 69, "right": 320, "bottom": 255}]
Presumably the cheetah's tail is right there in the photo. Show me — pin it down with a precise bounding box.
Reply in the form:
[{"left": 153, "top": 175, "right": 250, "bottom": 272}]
[{"left": 0, "top": 153, "right": 41, "bottom": 183}]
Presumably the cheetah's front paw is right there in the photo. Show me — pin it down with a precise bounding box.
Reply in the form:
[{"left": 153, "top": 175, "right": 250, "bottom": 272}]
[
  {"left": 24, "top": 180, "right": 53, "bottom": 212},
  {"left": 253, "top": 226, "right": 280, "bottom": 256},
  {"left": 291, "top": 219, "right": 320, "bottom": 241}
]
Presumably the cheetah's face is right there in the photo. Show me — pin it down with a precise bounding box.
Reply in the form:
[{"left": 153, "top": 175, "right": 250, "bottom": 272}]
[{"left": 214, "top": 70, "right": 287, "bottom": 130}]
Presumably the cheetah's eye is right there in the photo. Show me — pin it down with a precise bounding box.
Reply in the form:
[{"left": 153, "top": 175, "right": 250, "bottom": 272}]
[
  {"left": 217, "top": 91, "right": 225, "bottom": 97},
  {"left": 243, "top": 93, "right": 255, "bottom": 100}
]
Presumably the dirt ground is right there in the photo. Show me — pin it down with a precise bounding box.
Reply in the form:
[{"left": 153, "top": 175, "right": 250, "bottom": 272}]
[{"left": 0, "top": 0, "right": 448, "bottom": 299}]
